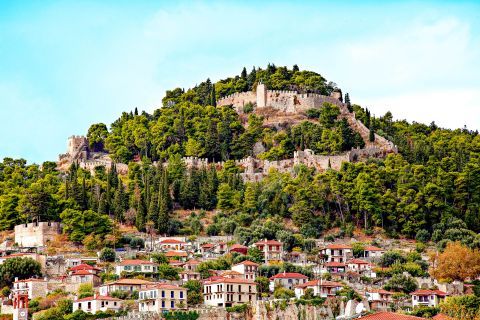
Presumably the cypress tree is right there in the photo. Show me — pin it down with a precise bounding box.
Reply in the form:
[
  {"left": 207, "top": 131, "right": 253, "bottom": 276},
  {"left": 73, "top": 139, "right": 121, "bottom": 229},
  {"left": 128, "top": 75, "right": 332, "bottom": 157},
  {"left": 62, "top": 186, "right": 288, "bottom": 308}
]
[
  {"left": 241, "top": 67, "right": 247, "bottom": 79},
  {"left": 293, "top": 64, "right": 299, "bottom": 72},
  {"left": 210, "top": 84, "right": 217, "bottom": 107},
  {"left": 81, "top": 175, "right": 87, "bottom": 211},
  {"left": 247, "top": 67, "right": 257, "bottom": 90},
  {"left": 157, "top": 170, "right": 171, "bottom": 234},
  {"left": 369, "top": 127, "right": 375, "bottom": 142}
]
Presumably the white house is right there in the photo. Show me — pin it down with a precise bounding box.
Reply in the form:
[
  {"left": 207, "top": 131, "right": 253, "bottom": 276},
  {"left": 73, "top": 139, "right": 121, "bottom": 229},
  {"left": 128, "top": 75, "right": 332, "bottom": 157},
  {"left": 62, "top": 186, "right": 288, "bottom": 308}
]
[
  {"left": 12, "top": 278, "right": 47, "bottom": 300},
  {"left": 320, "top": 244, "right": 353, "bottom": 263},
  {"left": 99, "top": 278, "right": 154, "bottom": 296},
  {"left": 294, "top": 279, "right": 343, "bottom": 299},
  {"left": 253, "top": 239, "right": 283, "bottom": 264},
  {"left": 365, "top": 289, "right": 395, "bottom": 311},
  {"left": 363, "top": 245, "right": 385, "bottom": 259},
  {"left": 231, "top": 260, "right": 259, "bottom": 280},
  {"left": 158, "top": 239, "right": 187, "bottom": 251},
  {"left": 203, "top": 278, "right": 257, "bottom": 307},
  {"left": 73, "top": 295, "right": 123, "bottom": 314},
  {"left": 269, "top": 272, "right": 308, "bottom": 291},
  {"left": 138, "top": 283, "right": 187, "bottom": 313},
  {"left": 411, "top": 289, "right": 447, "bottom": 308},
  {"left": 115, "top": 259, "right": 158, "bottom": 276}
]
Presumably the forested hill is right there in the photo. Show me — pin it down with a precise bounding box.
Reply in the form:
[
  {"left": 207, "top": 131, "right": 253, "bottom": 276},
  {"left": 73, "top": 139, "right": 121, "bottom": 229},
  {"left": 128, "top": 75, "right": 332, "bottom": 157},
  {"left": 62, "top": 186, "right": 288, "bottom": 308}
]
[{"left": 1, "top": 64, "right": 480, "bottom": 250}]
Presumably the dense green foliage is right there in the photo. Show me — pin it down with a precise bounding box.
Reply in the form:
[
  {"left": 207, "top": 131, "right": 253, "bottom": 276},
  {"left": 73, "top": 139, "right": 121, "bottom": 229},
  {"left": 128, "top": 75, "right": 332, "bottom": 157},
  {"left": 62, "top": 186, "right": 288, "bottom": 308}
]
[{"left": 1, "top": 65, "right": 480, "bottom": 246}]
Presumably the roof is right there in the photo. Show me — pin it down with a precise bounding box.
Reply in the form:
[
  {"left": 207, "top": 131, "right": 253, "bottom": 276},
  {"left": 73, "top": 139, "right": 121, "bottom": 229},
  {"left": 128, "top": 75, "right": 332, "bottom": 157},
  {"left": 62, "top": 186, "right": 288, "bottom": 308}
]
[
  {"left": 229, "top": 244, "right": 248, "bottom": 250},
  {"left": 14, "top": 278, "right": 46, "bottom": 283},
  {"left": 160, "top": 239, "right": 185, "bottom": 244},
  {"left": 411, "top": 289, "right": 447, "bottom": 296},
  {"left": 432, "top": 314, "right": 453, "bottom": 320},
  {"left": 255, "top": 239, "right": 282, "bottom": 245},
  {"left": 325, "top": 261, "right": 346, "bottom": 267},
  {"left": 205, "top": 277, "right": 257, "bottom": 285},
  {"left": 70, "top": 264, "right": 101, "bottom": 271},
  {"left": 234, "top": 260, "right": 259, "bottom": 267},
  {"left": 326, "top": 244, "right": 352, "bottom": 249},
  {"left": 269, "top": 272, "right": 308, "bottom": 280},
  {"left": 358, "top": 312, "right": 426, "bottom": 320},
  {"left": 118, "top": 259, "right": 156, "bottom": 266},
  {"left": 220, "top": 270, "right": 243, "bottom": 276},
  {"left": 140, "top": 283, "right": 185, "bottom": 291},
  {"left": 71, "top": 270, "right": 98, "bottom": 276},
  {"left": 365, "top": 245, "right": 384, "bottom": 251},
  {"left": 165, "top": 250, "right": 188, "bottom": 257},
  {"left": 185, "top": 259, "right": 200, "bottom": 265},
  {"left": 201, "top": 243, "right": 214, "bottom": 248},
  {"left": 347, "top": 259, "right": 370, "bottom": 264},
  {"left": 104, "top": 278, "right": 154, "bottom": 286},
  {"left": 367, "top": 289, "right": 395, "bottom": 295},
  {"left": 296, "top": 279, "right": 343, "bottom": 289},
  {"left": 76, "top": 295, "right": 122, "bottom": 302}
]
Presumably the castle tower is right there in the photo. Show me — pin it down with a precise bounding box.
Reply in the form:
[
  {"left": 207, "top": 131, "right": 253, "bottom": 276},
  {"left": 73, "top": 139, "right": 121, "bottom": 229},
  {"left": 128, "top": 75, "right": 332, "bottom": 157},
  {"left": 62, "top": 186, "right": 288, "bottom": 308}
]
[
  {"left": 256, "top": 82, "right": 267, "bottom": 108},
  {"left": 13, "top": 289, "right": 29, "bottom": 320}
]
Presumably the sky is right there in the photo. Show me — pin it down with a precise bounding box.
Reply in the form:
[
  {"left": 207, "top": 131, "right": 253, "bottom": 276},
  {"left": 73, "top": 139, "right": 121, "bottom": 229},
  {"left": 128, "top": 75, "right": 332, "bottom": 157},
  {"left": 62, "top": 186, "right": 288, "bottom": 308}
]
[{"left": 0, "top": 1, "right": 479, "bottom": 164}]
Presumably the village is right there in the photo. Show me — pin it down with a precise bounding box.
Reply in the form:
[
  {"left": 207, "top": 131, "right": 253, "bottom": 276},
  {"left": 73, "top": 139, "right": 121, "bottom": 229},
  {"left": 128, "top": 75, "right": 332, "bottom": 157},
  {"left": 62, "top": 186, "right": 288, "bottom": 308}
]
[{"left": 0, "top": 220, "right": 468, "bottom": 320}]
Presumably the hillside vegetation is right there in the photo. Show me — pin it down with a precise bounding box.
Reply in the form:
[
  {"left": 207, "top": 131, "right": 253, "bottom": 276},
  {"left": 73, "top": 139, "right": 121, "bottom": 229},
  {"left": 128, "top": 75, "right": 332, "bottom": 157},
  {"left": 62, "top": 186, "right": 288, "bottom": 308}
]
[{"left": 1, "top": 64, "right": 480, "bottom": 250}]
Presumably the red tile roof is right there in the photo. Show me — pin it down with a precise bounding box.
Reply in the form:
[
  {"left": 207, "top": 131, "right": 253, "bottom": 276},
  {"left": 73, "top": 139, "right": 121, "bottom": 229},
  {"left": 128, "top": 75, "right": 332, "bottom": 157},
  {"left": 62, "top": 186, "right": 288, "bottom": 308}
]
[
  {"left": 71, "top": 270, "right": 98, "bottom": 276},
  {"left": 358, "top": 312, "right": 426, "bottom": 319},
  {"left": 76, "top": 295, "right": 122, "bottom": 302},
  {"left": 255, "top": 239, "right": 282, "bottom": 246},
  {"left": 326, "top": 244, "right": 352, "bottom": 249},
  {"left": 141, "top": 283, "right": 185, "bottom": 290},
  {"left": 70, "top": 264, "right": 101, "bottom": 271},
  {"left": 411, "top": 289, "right": 447, "bottom": 296},
  {"left": 365, "top": 245, "right": 384, "bottom": 251},
  {"left": 432, "top": 314, "right": 453, "bottom": 320},
  {"left": 269, "top": 272, "right": 308, "bottom": 280},
  {"left": 205, "top": 277, "right": 257, "bottom": 285},
  {"left": 105, "top": 278, "right": 153, "bottom": 286},
  {"left": 367, "top": 289, "right": 395, "bottom": 295},
  {"left": 229, "top": 244, "right": 248, "bottom": 250},
  {"left": 165, "top": 250, "right": 188, "bottom": 257},
  {"left": 160, "top": 239, "right": 185, "bottom": 244},
  {"left": 347, "top": 259, "right": 370, "bottom": 264},
  {"left": 325, "top": 261, "right": 346, "bottom": 267},
  {"left": 201, "top": 243, "right": 214, "bottom": 248}
]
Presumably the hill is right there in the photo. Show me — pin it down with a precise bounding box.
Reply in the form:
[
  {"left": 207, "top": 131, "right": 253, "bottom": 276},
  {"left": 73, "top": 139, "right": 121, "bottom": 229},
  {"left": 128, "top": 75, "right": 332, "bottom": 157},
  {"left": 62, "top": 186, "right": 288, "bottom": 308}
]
[{"left": 1, "top": 64, "right": 480, "bottom": 250}]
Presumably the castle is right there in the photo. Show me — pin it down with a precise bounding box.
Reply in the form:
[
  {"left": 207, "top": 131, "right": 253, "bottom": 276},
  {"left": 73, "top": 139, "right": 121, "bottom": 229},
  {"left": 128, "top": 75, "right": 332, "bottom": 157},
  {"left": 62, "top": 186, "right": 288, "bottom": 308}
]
[
  {"left": 217, "top": 82, "right": 347, "bottom": 114},
  {"left": 57, "top": 83, "right": 397, "bottom": 181},
  {"left": 57, "top": 136, "right": 128, "bottom": 174}
]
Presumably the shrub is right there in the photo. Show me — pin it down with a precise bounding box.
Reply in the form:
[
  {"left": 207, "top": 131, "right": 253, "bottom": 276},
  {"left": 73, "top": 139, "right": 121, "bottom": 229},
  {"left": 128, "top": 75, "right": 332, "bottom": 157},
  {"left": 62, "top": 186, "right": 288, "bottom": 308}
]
[{"left": 99, "top": 248, "right": 116, "bottom": 262}]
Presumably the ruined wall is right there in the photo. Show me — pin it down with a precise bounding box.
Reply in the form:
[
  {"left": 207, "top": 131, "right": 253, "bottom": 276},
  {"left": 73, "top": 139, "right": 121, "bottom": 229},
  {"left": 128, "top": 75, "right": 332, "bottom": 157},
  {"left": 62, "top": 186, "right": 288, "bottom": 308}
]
[
  {"left": 14, "top": 222, "right": 61, "bottom": 248},
  {"left": 217, "top": 91, "right": 256, "bottom": 112}
]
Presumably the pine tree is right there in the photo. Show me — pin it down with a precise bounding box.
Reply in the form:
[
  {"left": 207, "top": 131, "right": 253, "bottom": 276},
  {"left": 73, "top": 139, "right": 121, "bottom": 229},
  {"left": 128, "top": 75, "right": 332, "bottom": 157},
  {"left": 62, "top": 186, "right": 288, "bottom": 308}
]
[
  {"left": 136, "top": 194, "right": 146, "bottom": 231},
  {"left": 134, "top": 107, "right": 138, "bottom": 116},
  {"left": 157, "top": 170, "right": 171, "bottom": 234},
  {"left": 247, "top": 67, "right": 257, "bottom": 91},
  {"left": 292, "top": 64, "right": 299, "bottom": 72},
  {"left": 81, "top": 175, "right": 87, "bottom": 211},
  {"left": 210, "top": 84, "right": 217, "bottom": 107},
  {"left": 241, "top": 67, "right": 247, "bottom": 79},
  {"left": 369, "top": 127, "right": 375, "bottom": 142}
]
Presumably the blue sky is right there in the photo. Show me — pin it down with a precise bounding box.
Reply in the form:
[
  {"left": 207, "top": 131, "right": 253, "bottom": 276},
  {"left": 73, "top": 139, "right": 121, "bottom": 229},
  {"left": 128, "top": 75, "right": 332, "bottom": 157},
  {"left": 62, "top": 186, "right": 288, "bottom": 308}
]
[{"left": 1, "top": 1, "right": 479, "bottom": 164}]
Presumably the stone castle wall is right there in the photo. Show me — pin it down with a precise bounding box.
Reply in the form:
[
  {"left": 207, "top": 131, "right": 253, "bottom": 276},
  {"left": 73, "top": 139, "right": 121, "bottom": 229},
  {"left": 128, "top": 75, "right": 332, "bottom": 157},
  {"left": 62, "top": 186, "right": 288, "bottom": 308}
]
[
  {"left": 217, "top": 91, "right": 256, "bottom": 112},
  {"left": 14, "top": 222, "right": 61, "bottom": 248}
]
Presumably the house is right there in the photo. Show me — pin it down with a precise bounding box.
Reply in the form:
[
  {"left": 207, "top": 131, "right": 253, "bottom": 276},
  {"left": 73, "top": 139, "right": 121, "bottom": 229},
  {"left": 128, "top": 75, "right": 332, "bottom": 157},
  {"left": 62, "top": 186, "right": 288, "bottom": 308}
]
[
  {"left": 285, "top": 251, "right": 309, "bottom": 266},
  {"left": 411, "top": 289, "right": 447, "bottom": 308},
  {"left": 70, "top": 270, "right": 102, "bottom": 287},
  {"left": 366, "top": 289, "right": 395, "bottom": 311},
  {"left": 179, "top": 270, "right": 201, "bottom": 282},
  {"left": 324, "top": 262, "right": 346, "bottom": 274},
  {"left": 320, "top": 244, "right": 353, "bottom": 263},
  {"left": 203, "top": 278, "right": 257, "bottom": 307},
  {"left": 73, "top": 295, "right": 123, "bottom": 314},
  {"left": 363, "top": 246, "right": 385, "bottom": 259},
  {"left": 66, "top": 257, "right": 98, "bottom": 268},
  {"left": 231, "top": 260, "right": 259, "bottom": 280},
  {"left": 269, "top": 272, "right": 308, "bottom": 291},
  {"left": 12, "top": 278, "right": 47, "bottom": 299},
  {"left": 253, "top": 239, "right": 283, "bottom": 264},
  {"left": 183, "top": 259, "right": 200, "bottom": 272},
  {"left": 158, "top": 239, "right": 186, "bottom": 251},
  {"left": 229, "top": 244, "right": 248, "bottom": 255},
  {"left": 347, "top": 259, "right": 371, "bottom": 272},
  {"left": 219, "top": 270, "right": 244, "bottom": 279},
  {"left": 294, "top": 280, "right": 343, "bottom": 299},
  {"left": 138, "top": 283, "right": 187, "bottom": 313},
  {"left": 357, "top": 312, "right": 426, "bottom": 319},
  {"left": 99, "top": 279, "right": 154, "bottom": 296},
  {"left": 69, "top": 263, "right": 102, "bottom": 275},
  {"left": 115, "top": 259, "right": 158, "bottom": 276},
  {"left": 165, "top": 251, "right": 188, "bottom": 261},
  {"left": 200, "top": 243, "right": 215, "bottom": 255}
]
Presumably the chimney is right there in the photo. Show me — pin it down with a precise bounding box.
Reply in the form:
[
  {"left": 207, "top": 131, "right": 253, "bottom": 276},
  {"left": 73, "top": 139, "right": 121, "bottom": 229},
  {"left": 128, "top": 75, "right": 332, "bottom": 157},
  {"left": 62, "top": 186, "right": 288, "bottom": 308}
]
[{"left": 14, "top": 277, "right": 18, "bottom": 282}]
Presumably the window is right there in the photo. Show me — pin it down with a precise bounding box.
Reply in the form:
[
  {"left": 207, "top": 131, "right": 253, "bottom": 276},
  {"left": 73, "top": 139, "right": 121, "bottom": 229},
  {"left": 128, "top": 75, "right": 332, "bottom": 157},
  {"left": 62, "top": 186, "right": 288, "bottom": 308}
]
[
  {"left": 171, "top": 301, "right": 174, "bottom": 308},
  {"left": 180, "top": 291, "right": 184, "bottom": 299},
  {"left": 170, "top": 291, "right": 174, "bottom": 298},
  {"left": 87, "top": 302, "right": 91, "bottom": 310},
  {"left": 161, "top": 290, "right": 165, "bottom": 298},
  {"left": 114, "top": 302, "right": 117, "bottom": 306},
  {"left": 239, "top": 295, "right": 241, "bottom": 301},
  {"left": 162, "top": 301, "right": 165, "bottom": 308}
]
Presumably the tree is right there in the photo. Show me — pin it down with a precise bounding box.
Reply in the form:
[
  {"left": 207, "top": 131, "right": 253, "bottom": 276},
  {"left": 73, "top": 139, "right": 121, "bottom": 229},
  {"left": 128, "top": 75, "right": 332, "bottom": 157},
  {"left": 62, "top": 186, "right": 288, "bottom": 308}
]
[
  {"left": 0, "top": 257, "right": 42, "bottom": 287},
  {"left": 255, "top": 276, "right": 270, "bottom": 295},
  {"left": 183, "top": 280, "right": 203, "bottom": 306},
  {"left": 99, "top": 248, "right": 116, "bottom": 262},
  {"left": 87, "top": 123, "right": 109, "bottom": 152},
  {"left": 60, "top": 209, "right": 112, "bottom": 242},
  {"left": 430, "top": 242, "right": 480, "bottom": 281},
  {"left": 77, "top": 283, "right": 94, "bottom": 299},
  {"left": 384, "top": 274, "right": 418, "bottom": 293},
  {"left": 369, "top": 127, "right": 375, "bottom": 142}
]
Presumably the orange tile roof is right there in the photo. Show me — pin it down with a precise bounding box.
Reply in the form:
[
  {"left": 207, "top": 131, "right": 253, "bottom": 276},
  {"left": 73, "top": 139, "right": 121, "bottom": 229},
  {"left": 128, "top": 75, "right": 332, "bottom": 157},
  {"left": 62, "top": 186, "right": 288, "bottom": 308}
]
[
  {"left": 165, "top": 250, "right": 188, "bottom": 257},
  {"left": 365, "top": 245, "right": 384, "bottom": 251},
  {"left": 234, "top": 260, "right": 259, "bottom": 267},
  {"left": 296, "top": 279, "right": 343, "bottom": 289},
  {"left": 358, "top": 312, "right": 426, "bottom": 319},
  {"left": 325, "top": 261, "right": 346, "bottom": 267},
  {"left": 269, "top": 272, "right": 308, "bottom": 280},
  {"left": 71, "top": 270, "right": 98, "bottom": 276},
  {"left": 140, "top": 283, "right": 185, "bottom": 290},
  {"left": 118, "top": 259, "right": 156, "bottom": 266},
  {"left": 70, "top": 264, "right": 101, "bottom": 271},
  {"left": 160, "top": 239, "right": 185, "bottom": 244},
  {"left": 205, "top": 277, "right": 256, "bottom": 285},
  {"left": 411, "top": 289, "right": 447, "bottom": 296},
  {"left": 347, "top": 259, "right": 370, "bottom": 264},
  {"left": 105, "top": 278, "right": 154, "bottom": 286},
  {"left": 432, "top": 314, "right": 453, "bottom": 320},
  {"left": 326, "top": 243, "right": 352, "bottom": 249},
  {"left": 367, "top": 289, "right": 395, "bottom": 295},
  {"left": 255, "top": 239, "right": 282, "bottom": 245},
  {"left": 229, "top": 244, "right": 248, "bottom": 249}
]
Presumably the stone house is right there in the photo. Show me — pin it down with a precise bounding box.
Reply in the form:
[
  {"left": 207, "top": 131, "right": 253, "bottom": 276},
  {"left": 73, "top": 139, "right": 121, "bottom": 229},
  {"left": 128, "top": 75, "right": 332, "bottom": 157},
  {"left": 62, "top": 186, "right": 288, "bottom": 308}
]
[
  {"left": 138, "top": 283, "right": 187, "bottom": 312},
  {"left": 14, "top": 222, "right": 61, "bottom": 248},
  {"left": 203, "top": 278, "right": 257, "bottom": 307},
  {"left": 269, "top": 272, "right": 308, "bottom": 291}
]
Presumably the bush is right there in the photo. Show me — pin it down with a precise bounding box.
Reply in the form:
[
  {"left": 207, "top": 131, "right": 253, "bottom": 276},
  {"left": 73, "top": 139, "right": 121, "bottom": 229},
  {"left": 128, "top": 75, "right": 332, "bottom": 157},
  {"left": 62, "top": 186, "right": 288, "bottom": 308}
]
[
  {"left": 416, "top": 229, "right": 430, "bottom": 243},
  {"left": 243, "top": 103, "right": 254, "bottom": 114},
  {"left": 99, "top": 248, "right": 116, "bottom": 262},
  {"left": 273, "top": 287, "right": 295, "bottom": 299}
]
